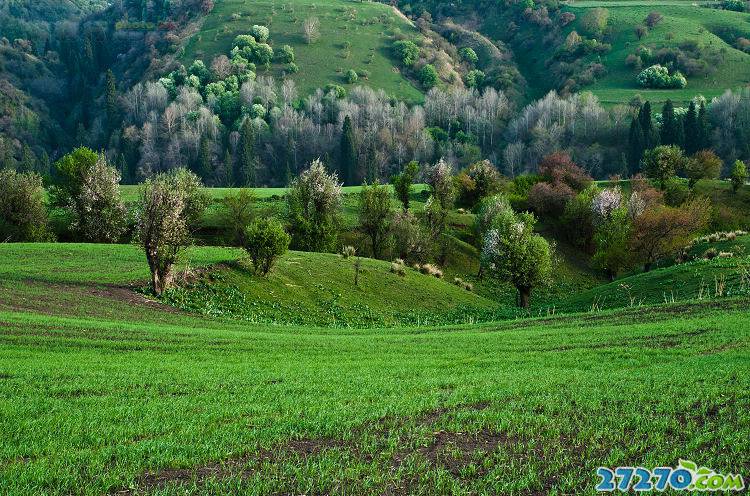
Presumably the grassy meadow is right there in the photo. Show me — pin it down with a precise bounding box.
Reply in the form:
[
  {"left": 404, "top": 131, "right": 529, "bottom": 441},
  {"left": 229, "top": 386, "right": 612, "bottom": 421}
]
[
  {"left": 1, "top": 242, "right": 749, "bottom": 495},
  {"left": 182, "top": 0, "right": 423, "bottom": 102}
]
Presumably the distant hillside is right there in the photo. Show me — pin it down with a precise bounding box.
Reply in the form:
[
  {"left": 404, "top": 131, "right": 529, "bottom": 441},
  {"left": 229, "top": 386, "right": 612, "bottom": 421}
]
[{"left": 182, "top": 0, "right": 424, "bottom": 102}]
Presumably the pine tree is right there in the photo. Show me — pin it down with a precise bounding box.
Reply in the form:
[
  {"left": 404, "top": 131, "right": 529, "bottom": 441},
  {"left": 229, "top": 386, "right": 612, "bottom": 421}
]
[
  {"left": 628, "top": 116, "right": 645, "bottom": 174},
  {"left": 236, "top": 118, "right": 256, "bottom": 186},
  {"left": 198, "top": 136, "right": 213, "bottom": 182},
  {"left": 223, "top": 149, "right": 233, "bottom": 187},
  {"left": 638, "top": 101, "right": 657, "bottom": 150},
  {"left": 340, "top": 115, "right": 357, "bottom": 186},
  {"left": 683, "top": 101, "right": 699, "bottom": 155},
  {"left": 697, "top": 101, "right": 709, "bottom": 151},
  {"left": 660, "top": 100, "right": 679, "bottom": 147},
  {"left": 105, "top": 70, "right": 118, "bottom": 132}
]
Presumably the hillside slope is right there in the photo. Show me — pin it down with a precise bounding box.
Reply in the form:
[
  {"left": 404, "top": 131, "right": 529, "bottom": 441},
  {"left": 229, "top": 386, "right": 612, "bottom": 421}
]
[{"left": 183, "top": 0, "right": 423, "bottom": 102}]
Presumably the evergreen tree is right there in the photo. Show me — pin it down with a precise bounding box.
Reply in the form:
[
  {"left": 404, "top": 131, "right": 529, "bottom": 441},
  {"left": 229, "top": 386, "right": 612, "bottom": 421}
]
[
  {"left": 105, "top": 70, "right": 118, "bottom": 132},
  {"left": 340, "top": 115, "right": 357, "bottom": 186},
  {"left": 697, "top": 101, "right": 709, "bottom": 151},
  {"left": 627, "top": 116, "right": 645, "bottom": 174},
  {"left": 683, "top": 101, "right": 699, "bottom": 155},
  {"left": 236, "top": 119, "right": 256, "bottom": 186},
  {"left": 198, "top": 136, "right": 212, "bottom": 182},
  {"left": 638, "top": 101, "right": 657, "bottom": 150},
  {"left": 223, "top": 149, "right": 233, "bottom": 187},
  {"left": 660, "top": 100, "right": 680, "bottom": 147}
]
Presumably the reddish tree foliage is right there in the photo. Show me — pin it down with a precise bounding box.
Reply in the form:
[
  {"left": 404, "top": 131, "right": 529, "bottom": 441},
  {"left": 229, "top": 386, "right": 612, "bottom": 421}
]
[
  {"left": 629, "top": 197, "right": 711, "bottom": 272},
  {"left": 538, "top": 152, "right": 592, "bottom": 192},
  {"left": 201, "top": 0, "right": 214, "bottom": 14},
  {"left": 528, "top": 181, "right": 575, "bottom": 218}
]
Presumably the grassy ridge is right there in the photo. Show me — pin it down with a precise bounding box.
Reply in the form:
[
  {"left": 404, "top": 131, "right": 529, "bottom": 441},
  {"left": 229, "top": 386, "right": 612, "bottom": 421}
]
[{"left": 183, "top": 0, "right": 423, "bottom": 102}]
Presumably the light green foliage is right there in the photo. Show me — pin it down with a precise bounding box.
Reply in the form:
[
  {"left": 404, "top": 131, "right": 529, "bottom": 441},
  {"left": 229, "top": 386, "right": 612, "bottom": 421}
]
[
  {"left": 345, "top": 69, "right": 359, "bottom": 84},
  {"left": 474, "top": 193, "right": 513, "bottom": 243},
  {"left": 0, "top": 170, "right": 51, "bottom": 242},
  {"left": 68, "top": 154, "right": 126, "bottom": 243},
  {"left": 459, "top": 46, "right": 479, "bottom": 65},
  {"left": 580, "top": 7, "right": 609, "bottom": 36},
  {"left": 243, "top": 218, "right": 291, "bottom": 275},
  {"left": 51, "top": 147, "right": 99, "bottom": 207},
  {"left": 730, "top": 160, "right": 747, "bottom": 193},
  {"left": 358, "top": 181, "right": 393, "bottom": 259},
  {"left": 637, "top": 64, "right": 687, "bottom": 89},
  {"left": 250, "top": 25, "right": 270, "bottom": 43},
  {"left": 592, "top": 207, "right": 631, "bottom": 279},
  {"left": 393, "top": 39, "right": 420, "bottom": 66},
  {"left": 642, "top": 145, "right": 685, "bottom": 189},
  {"left": 277, "top": 44, "right": 295, "bottom": 63},
  {"left": 464, "top": 69, "right": 485, "bottom": 88},
  {"left": 220, "top": 189, "right": 256, "bottom": 246},
  {"left": 481, "top": 209, "right": 553, "bottom": 307},
  {"left": 419, "top": 64, "right": 439, "bottom": 89}
]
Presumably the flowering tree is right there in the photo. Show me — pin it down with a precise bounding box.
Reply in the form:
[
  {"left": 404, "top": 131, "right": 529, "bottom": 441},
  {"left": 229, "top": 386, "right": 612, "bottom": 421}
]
[
  {"left": 136, "top": 169, "right": 209, "bottom": 295},
  {"left": 591, "top": 187, "right": 623, "bottom": 225},
  {"left": 286, "top": 158, "right": 342, "bottom": 252},
  {"left": 481, "top": 209, "right": 553, "bottom": 308},
  {"left": 424, "top": 158, "right": 455, "bottom": 209},
  {"left": 0, "top": 170, "right": 50, "bottom": 242},
  {"left": 69, "top": 155, "right": 127, "bottom": 243}
]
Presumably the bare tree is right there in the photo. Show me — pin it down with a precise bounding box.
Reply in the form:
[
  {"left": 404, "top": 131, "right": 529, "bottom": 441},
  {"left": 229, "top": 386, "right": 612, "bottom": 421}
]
[{"left": 303, "top": 17, "right": 320, "bottom": 44}]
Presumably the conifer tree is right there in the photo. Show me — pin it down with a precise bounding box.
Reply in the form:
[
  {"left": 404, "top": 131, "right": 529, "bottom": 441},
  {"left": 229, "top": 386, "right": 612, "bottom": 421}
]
[
  {"left": 683, "top": 101, "right": 699, "bottom": 155},
  {"left": 236, "top": 119, "right": 256, "bottom": 186},
  {"left": 340, "top": 115, "right": 356, "bottom": 186}
]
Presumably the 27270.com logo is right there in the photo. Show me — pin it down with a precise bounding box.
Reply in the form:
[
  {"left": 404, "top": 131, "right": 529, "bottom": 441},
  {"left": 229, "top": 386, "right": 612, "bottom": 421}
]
[{"left": 596, "top": 460, "right": 745, "bottom": 492}]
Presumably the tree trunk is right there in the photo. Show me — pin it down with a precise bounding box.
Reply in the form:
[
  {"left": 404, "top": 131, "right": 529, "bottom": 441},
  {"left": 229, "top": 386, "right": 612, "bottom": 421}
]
[
  {"left": 518, "top": 286, "right": 531, "bottom": 309},
  {"left": 644, "top": 262, "right": 652, "bottom": 272}
]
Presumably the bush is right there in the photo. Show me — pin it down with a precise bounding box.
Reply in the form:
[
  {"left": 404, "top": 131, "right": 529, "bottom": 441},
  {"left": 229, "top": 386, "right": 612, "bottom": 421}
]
[
  {"left": 341, "top": 245, "right": 356, "bottom": 259},
  {"left": 391, "top": 210, "right": 429, "bottom": 262},
  {"left": 459, "top": 47, "right": 479, "bottom": 65},
  {"left": 345, "top": 69, "right": 358, "bottom": 84},
  {"left": 277, "top": 45, "right": 295, "bottom": 63},
  {"left": 391, "top": 161, "right": 419, "bottom": 211},
  {"left": 663, "top": 178, "right": 689, "bottom": 207},
  {"left": 455, "top": 160, "right": 503, "bottom": 208},
  {"left": 644, "top": 11, "right": 663, "bottom": 28},
  {"left": 220, "top": 190, "right": 256, "bottom": 246},
  {"left": 419, "top": 64, "right": 439, "bottom": 89},
  {"left": 528, "top": 181, "right": 575, "bottom": 218},
  {"left": 243, "top": 218, "right": 290, "bottom": 275},
  {"left": 730, "top": 160, "right": 747, "bottom": 193},
  {"left": 390, "top": 259, "right": 406, "bottom": 276},
  {"left": 393, "top": 40, "right": 420, "bottom": 66},
  {"left": 703, "top": 247, "right": 718, "bottom": 259},
  {"left": 419, "top": 263, "right": 443, "bottom": 278},
  {"left": 358, "top": 181, "right": 392, "bottom": 259},
  {"left": 250, "top": 25, "right": 270, "bottom": 43},
  {"left": 637, "top": 65, "right": 687, "bottom": 89},
  {"left": 0, "top": 169, "right": 51, "bottom": 242}
]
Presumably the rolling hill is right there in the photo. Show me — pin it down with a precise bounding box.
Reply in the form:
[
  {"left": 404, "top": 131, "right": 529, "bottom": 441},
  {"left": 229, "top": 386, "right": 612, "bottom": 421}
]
[{"left": 182, "top": 0, "right": 424, "bottom": 102}]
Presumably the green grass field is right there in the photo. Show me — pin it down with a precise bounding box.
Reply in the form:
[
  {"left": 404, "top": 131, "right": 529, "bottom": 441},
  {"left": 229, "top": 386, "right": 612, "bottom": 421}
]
[
  {"left": 182, "top": 0, "right": 423, "bottom": 102},
  {"left": 1, "top": 242, "right": 749, "bottom": 495}
]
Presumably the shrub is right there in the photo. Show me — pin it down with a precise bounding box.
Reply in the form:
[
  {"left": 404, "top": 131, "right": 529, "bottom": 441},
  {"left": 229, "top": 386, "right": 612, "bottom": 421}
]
[
  {"left": 391, "top": 210, "right": 429, "bottom": 262},
  {"left": 393, "top": 40, "right": 420, "bottom": 66},
  {"left": 637, "top": 65, "right": 687, "bottom": 89},
  {"left": 644, "top": 11, "right": 663, "bottom": 28},
  {"left": 277, "top": 45, "right": 295, "bottom": 63},
  {"left": 390, "top": 259, "right": 406, "bottom": 276},
  {"left": 453, "top": 277, "right": 473, "bottom": 291},
  {"left": 243, "top": 218, "right": 290, "bottom": 275},
  {"left": 459, "top": 47, "right": 479, "bottom": 65},
  {"left": 703, "top": 247, "right": 718, "bottom": 259},
  {"left": 250, "top": 25, "right": 270, "bottom": 43},
  {"left": 136, "top": 169, "right": 209, "bottom": 295},
  {"left": 345, "top": 69, "right": 358, "bottom": 84},
  {"left": 580, "top": 8, "right": 609, "bottom": 36},
  {"left": 663, "top": 178, "right": 689, "bottom": 207},
  {"left": 220, "top": 189, "right": 256, "bottom": 246},
  {"left": 419, "top": 64, "right": 439, "bottom": 89},
  {"left": 341, "top": 245, "right": 356, "bottom": 259},
  {"left": 286, "top": 159, "right": 342, "bottom": 252},
  {"left": 455, "top": 160, "right": 503, "bottom": 208},
  {"left": 538, "top": 152, "right": 592, "bottom": 192},
  {"left": 420, "top": 263, "right": 443, "bottom": 278},
  {"left": 0, "top": 170, "right": 51, "bottom": 242},
  {"left": 464, "top": 69, "right": 485, "bottom": 88},
  {"left": 730, "top": 160, "right": 747, "bottom": 193},
  {"left": 642, "top": 145, "right": 685, "bottom": 189},
  {"left": 685, "top": 150, "right": 722, "bottom": 188},
  {"left": 528, "top": 181, "right": 575, "bottom": 218},
  {"left": 424, "top": 158, "right": 455, "bottom": 209}
]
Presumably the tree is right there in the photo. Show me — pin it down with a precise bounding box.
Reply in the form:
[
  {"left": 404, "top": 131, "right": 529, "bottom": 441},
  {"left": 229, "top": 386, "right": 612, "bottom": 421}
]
[
  {"left": 243, "top": 218, "right": 290, "bottom": 275},
  {"left": 391, "top": 161, "right": 419, "bottom": 211},
  {"left": 660, "top": 100, "right": 681, "bottom": 147},
  {"left": 0, "top": 170, "right": 51, "bottom": 242},
  {"left": 481, "top": 209, "right": 553, "bottom": 308},
  {"left": 628, "top": 116, "right": 646, "bottom": 174},
  {"left": 303, "top": 17, "right": 320, "bottom": 44},
  {"left": 580, "top": 8, "right": 609, "bottom": 36},
  {"left": 644, "top": 11, "right": 663, "bottom": 28},
  {"left": 635, "top": 25, "right": 648, "bottom": 40},
  {"left": 105, "top": 69, "right": 118, "bottom": 131},
  {"left": 393, "top": 40, "right": 420, "bottom": 66},
  {"left": 697, "top": 101, "right": 709, "bottom": 151},
  {"left": 459, "top": 47, "right": 479, "bottom": 65},
  {"left": 220, "top": 189, "right": 256, "bottom": 246},
  {"left": 250, "top": 25, "right": 270, "bottom": 43},
  {"left": 358, "top": 181, "right": 393, "bottom": 259},
  {"left": 136, "top": 169, "right": 209, "bottom": 295},
  {"left": 455, "top": 160, "right": 503, "bottom": 208},
  {"left": 642, "top": 145, "right": 685, "bottom": 189},
  {"left": 69, "top": 154, "right": 127, "bottom": 243},
  {"left": 345, "top": 69, "right": 358, "bottom": 84},
  {"left": 424, "top": 158, "right": 455, "bottom": 209},
  {"left": 629, "top": 198, "right": 711, "bottom": 272},
  {"left": 592, "top": 207, "right": 631, "bottom": 280},
  {"left": 286, "top": 158, "right": 342, "bottom": 252},
  {"left": 731, "top": 160, "right": 747, "bottom": 193},
  {"left": 638, "top": 101, "right": 658, "bottom": 150},
  {"left": 683, "top": 101, "right": 700, "bottom": 155},
  {"left": 419, "top": 64, "right": 439, "bottom": 89},
  {"left": 340, "top": 115, "right": 356, "bottom": 186},
  {"left": 236, "top": 118, "right": 256, "bottom": 186},
  {"left": 198, "top": 135, "right": 213, "bottom": 180},
  {"left": 685, "top": 150, "right": 721, "bottom": 188},
  {"left": 51, "top": 147, "right": 99, "bottom": 208}
]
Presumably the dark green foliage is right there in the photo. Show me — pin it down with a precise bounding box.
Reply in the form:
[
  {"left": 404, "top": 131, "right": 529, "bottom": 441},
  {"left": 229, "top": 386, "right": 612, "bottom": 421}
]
[
  {"left": 51, "top": 147, "right": 99, "bottom": 207},
  {"left": 393, "top": 40, "right": 420, "bottom": 66},
  {"left": 642, "top": 145, "right": 685, "bottom": 189},
  {"left": 358, "top": 181, "right": 393, "bottom": 259},
  {"left": 391, "top": 160, "right": 419, "bottom": 211},
  {"left": 419, "top": 64, "right": 439, "bottom": 89},
  {"left": 236, "top": 119, "right": 256, "bottom": 187},
  {"left": 221, "top": 190, "right": 256, "bottom": 246},
  {"left": 0, "top": 169, "right": 51, "bottom": 242},
  {"left": 243, "top": 218, "right": 290, "bottom": 275},
  {"left": 660, "top": 100, "right": 682, "bottom": 147},
  {"left": 730, "top": 160, "right": 747, "bottom": 193},
  {"left": 340, "top": 116, "right": 357, "bottom": 186},
  {"left": 683, "top": 101, "right": 700, "bottom": 155},
  {"left": 628, "top": 116, "right": 646, "bottom": 174}
]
